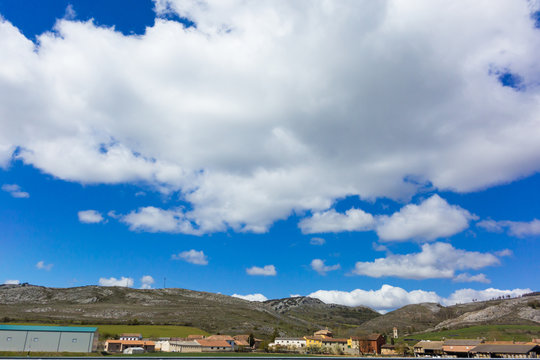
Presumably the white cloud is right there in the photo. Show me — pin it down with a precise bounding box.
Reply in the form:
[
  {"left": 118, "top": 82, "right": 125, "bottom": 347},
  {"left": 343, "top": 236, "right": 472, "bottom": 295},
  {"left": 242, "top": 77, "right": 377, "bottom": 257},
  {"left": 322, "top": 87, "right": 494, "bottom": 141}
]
[
  {"left": 1, "top": 2, "right": 540, "bottom": 233},
  {"left": 300, "top": 208, "right": 375, "bottom": 234},
  {"left": 352, "top": 242, "right": 501, "bottom": 279},
  {"left": 231, "top": 293, "right": 268, "bottom": 302},
  {"left": 307, "top": 284, "right": 531, "bottom": 311},
  {"left": 140, "top": 275, "right": 155, "bottom": 289},
  {"left": 442, "top": 288, "right": 532, "bottom": 305},
  {"left": 311, "top": 259, "right": 340, "bottom": 275},
  {"left": 246, "top": 265, "right": 276, "bottom": 276},
  {"left": 64, "top": 4, "right": 76, "bottom": 20},
  {"left": 171, "top": 249, "right": 208, "bottom": 265},
  {"left": 376, "top": 195, "right": 476, "bottom": 241},
  {"left": 298, "top": 195, "right": 475, "bottom": 242},
  {"left": 309, "top": 237, "right": 326, "bottom": 245},
  {"left": 121, "top": 207, "right": 201, "bottom": 235},
  {"left": 3, "top": 279, "right": 19, "bottom": 285},
  {"left": 1, "top": 184, "right": 29, "bottom": 198},
  {"left": 495, "top": 249, "right": 513, "bottom": 257},
  {"left": 308, "top": 284, "right": 441, "bottom": 310},
  {"left": 478, "top": 218, "right": 540, "bottom": 237},
  {"left": 453, "top": 273, "right": 490, "bottom": 284},
  {"left": 36, "top": 260, "right": 53, "bottom": 271},
  {"left": 98, "top": 276, "right": 134, "bottom": 287},
  {"left": 78, "top": 210, "right": 104, "bottom": 224}
]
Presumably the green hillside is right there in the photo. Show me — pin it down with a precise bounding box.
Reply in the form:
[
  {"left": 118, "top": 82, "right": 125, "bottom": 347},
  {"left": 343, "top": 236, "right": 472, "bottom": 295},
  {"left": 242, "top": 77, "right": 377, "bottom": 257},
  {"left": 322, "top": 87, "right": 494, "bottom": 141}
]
[{"left": 400, "top": 324, "right": 540, "bottom": 343}]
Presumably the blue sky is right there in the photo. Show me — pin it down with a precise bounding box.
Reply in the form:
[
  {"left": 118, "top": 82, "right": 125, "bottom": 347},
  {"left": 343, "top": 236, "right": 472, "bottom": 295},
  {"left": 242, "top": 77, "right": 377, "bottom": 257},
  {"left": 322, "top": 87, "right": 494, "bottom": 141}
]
[{"left": 0, "top": 0, "right": 539, "bottom": 312}]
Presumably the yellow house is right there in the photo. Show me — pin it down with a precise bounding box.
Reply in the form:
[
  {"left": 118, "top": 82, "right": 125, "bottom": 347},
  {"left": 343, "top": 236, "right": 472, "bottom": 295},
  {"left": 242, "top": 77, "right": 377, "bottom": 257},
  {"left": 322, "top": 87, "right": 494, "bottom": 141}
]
[{"left": 305, "top": 336, "right": 323, "bottom": 347}]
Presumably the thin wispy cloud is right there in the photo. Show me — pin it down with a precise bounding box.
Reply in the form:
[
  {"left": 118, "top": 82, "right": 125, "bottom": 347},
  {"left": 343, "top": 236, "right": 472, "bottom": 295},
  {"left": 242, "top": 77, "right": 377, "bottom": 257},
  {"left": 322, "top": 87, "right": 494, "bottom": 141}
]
[
  {"left": 2, "top": 184, "right": 29, "bottom": 198},
  {"left": 36, "top": 260, "right": 53, "bottom": 271}
]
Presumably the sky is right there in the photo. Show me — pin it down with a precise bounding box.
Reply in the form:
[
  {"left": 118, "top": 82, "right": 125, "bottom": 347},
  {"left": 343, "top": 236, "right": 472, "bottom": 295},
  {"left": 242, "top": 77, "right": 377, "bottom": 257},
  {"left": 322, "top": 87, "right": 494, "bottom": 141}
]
[{"left": 0, "top": 0, "right": 539, "bottom": 313}]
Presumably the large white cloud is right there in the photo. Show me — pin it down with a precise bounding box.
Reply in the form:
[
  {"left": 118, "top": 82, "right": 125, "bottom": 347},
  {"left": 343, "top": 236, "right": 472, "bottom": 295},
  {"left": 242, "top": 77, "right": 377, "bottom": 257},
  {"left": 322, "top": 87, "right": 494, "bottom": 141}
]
[
  {"left": 375, "top": 195, "right": 476, "bottom": 241},
  {"left": 352, "top": 242, "right": 501, "bottom": 280},
  {"left": 307, "top": 284, "right": 531, "bottom": 311},
  {"left": 1, "top": 1, "right": 540, "bottom": 233},
  {"left": 140, "top": 275, "right": 155, "bottom": 289},
  {"left": 299, "top": 195, "right": 475, "bottom": 242},
  {"left": 3, "top": 279, "right": 20, "bottom": 285}
]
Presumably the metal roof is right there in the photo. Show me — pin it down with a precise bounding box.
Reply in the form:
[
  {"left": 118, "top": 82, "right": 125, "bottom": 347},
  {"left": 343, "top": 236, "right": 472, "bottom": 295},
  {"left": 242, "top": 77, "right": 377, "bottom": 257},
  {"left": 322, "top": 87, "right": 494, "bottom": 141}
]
[
  {"left": 0, "top": 324, "right": 97, "bottom": 332},
  {"left": 471, "top": 344, "right": 540, "bottom": 354}
]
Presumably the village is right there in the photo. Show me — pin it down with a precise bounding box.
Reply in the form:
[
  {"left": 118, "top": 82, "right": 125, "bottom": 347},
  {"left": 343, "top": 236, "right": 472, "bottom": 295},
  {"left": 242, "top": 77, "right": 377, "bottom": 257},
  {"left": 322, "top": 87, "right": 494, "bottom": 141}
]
[
  {"left": 1, "top": 324, "right": 540, "bottom": 357},
  {"left": 103, "top": 327, "right": 540, "bottom": 357}
]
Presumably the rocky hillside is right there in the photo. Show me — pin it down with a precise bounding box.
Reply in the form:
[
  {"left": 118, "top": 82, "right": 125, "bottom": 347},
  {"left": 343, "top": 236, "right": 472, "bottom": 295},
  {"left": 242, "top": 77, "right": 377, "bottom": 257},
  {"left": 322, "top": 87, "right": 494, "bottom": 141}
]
[
  {"left": 0, "top": 284, "right": 379, "bottom": 337},
  {"left": 357, "top": 295, "right": 540, "bottom": 336}
]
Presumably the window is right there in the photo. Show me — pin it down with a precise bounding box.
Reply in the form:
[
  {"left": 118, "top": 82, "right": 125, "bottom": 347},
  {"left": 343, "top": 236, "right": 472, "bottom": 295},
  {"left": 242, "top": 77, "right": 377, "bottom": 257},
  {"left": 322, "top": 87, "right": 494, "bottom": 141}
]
[
  {"left": 72, "top": 338, "right": 78, "bottom": 343},
  {"left": 6, "top": 337, "right": 12, "bottom": 342}
]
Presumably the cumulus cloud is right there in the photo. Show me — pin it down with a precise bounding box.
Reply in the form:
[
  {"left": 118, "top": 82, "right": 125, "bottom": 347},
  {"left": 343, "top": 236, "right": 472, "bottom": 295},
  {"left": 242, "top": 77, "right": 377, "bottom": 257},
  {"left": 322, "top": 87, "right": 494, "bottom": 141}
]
[
  {"left": 298, "top": 195, "right": 476, "bottom": 242},
  {"left": 36, "top": 260, "right": 53, "bottom": 271},
  {"left": 3, "top": 279, "right": 20, "bottom": 285},
  {"left": 99, "top": 276, "right": 134, "bottom": 287},
  {"left": 1, "top": 2, "right": 540, "bottom": 233},
  {"left": 478, "top": 218, "right": 540, "bottom": 237},
  {"left": 351, "top": 242, "right": 501, "bottom": 279},
  {"left": 300, "top": 208, "right": 375, "bottom": 234},
  {"left": 140, "top": 275, "right": 155, "bottom": 289},
  {"left": 121, "top": 207, "right": 201, "bottom": 235},
  {"left": 231, "top": 293, "right": 268, "bottom": 302},
  {"left": 246, "top": 265, "right": 276, "bottom": 276},
  {"left": 1, "top": 184, "right": 29, "bottom": 198},
  {"left": 78, "top": 210, "right": 104, "bottom": 224},
  {"left": 307, "top": 284, "right": 531, "bottom": 311},
  {"left": 171, "top": 249, "right": 208, "bottom": 265},
  {"left": 172, "top": 249, "right": 208, "bottom": 265},
  {"left": 311, "top": 259, "right": 340, "bottom": 275},
  {"left": 453, "top": 273, "right": 490, "bottom": 284},
  {"left": 310, "top": 237, "right": 326, "bottom": 245}
]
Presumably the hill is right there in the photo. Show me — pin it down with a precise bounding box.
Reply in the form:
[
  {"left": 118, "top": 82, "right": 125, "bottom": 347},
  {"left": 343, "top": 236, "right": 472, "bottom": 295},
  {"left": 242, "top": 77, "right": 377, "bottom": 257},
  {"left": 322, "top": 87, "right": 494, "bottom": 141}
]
[
  {"left": 357, "top": 295, "right": 540, "bottom": 336},
  {"left": 0, "top": 284, "right": 379, "bottom": 338}
]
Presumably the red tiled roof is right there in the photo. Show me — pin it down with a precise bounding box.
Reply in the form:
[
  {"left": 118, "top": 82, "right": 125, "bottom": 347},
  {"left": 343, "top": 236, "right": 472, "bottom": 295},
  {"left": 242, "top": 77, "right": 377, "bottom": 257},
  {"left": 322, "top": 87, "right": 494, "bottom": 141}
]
[
  {"left": 187, "top": 334, "right": 206, "bottom": 339},
  {"left": 207, "top": 335, "right": 235, "bottom": 341},
  {"left": 196, "top": 339, "right": 232, "bottom": 347}
]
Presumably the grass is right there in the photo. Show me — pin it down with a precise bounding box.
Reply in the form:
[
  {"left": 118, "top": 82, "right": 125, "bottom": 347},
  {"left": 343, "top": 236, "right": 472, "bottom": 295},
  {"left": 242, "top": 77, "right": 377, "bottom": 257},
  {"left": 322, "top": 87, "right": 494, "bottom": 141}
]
[
  {"left": 399, "top": 324, "right": 540, "bottom": 343},
  {"left": 7, "top": 322, "right": 209, "bottom": 339}
]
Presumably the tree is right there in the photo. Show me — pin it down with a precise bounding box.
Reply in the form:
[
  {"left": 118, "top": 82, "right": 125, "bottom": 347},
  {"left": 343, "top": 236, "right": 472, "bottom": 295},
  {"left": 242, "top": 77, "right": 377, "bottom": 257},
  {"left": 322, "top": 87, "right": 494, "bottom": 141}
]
[
  {"left": 271, "top": 328, "right": 279, "bottom": 342},
  {"left": 248, "top": 333, "right": 255, "bottom": 347}
]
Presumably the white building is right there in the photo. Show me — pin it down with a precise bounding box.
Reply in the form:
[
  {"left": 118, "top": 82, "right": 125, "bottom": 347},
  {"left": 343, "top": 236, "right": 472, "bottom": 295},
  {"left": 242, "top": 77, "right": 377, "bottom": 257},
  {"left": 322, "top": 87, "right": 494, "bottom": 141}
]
[{"left": 272, "top": 337, "right": 306, "bottom": 349}]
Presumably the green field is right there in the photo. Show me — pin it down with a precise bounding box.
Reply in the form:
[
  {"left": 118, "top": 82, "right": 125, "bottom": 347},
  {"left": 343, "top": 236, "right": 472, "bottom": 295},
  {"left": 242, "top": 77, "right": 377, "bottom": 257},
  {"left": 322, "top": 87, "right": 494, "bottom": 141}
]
[
  {"left": 400, "top": 324, "right": 540, "bottom": 343},
  {"left": 8, "top": 322, "right": 209, "bottom": 339}
]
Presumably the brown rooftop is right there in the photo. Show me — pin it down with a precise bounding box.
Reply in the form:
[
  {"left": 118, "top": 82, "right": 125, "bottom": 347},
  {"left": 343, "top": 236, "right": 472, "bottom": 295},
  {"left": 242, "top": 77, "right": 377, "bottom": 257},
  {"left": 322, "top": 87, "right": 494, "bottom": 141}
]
[{"left": 196, "top": 339, "right": 232, "bottom": 347}]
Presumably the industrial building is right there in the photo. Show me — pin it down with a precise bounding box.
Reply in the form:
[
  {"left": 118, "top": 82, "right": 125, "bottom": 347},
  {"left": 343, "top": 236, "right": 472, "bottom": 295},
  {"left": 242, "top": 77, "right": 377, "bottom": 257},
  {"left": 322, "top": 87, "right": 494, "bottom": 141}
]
[{"left": 0, "top": 324, "right": 98, "bottom": 353}]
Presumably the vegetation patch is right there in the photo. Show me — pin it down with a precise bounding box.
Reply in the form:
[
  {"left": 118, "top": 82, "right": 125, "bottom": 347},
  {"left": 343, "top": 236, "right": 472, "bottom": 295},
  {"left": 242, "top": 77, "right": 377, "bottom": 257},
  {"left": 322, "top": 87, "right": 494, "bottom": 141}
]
[{"left": 399, "top": 325, "right": 540, "bottom": 343}]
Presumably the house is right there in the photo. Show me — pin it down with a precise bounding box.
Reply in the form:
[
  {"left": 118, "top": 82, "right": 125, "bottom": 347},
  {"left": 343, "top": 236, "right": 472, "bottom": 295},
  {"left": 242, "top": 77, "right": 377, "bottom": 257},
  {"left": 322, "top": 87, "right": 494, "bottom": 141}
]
[
  {"left": 443, "top": 339, "right": 483, "bottom": 357},
  {"left": 381, "top": 344, "right": 398, "bottom": 355},
  {"left": 195, "top": 339, "right": 233, "bottom": 352},
  {"left": 470, "top": 342, "right": 540, "bottom": 358},
  {"left": 413, "top": 340, "right": 444, "bottom": 357},
  {"left": 205, "top": 335, "right": 236, "bottom": 349},
  {"left": 321, "top": 337, "right": 351, "bottom": 354},
  {"left": 104, "top": 339, "right": 155, "bottom": 353},
  {"left": 119, "top": 333, "right": 142, "bottom": 340},
  {"left": 314, "top": 329, "right": 333, "bottom": 338},
  {"left": 305, "top": 336, "right": 324, "bottom": 348},
  {"left": 349, "top": 334, "right": 386, "bottom": 354},
  {"left": 0, "top": 324, "right": 98, "bottom": 353},
  {"left": 273, "top": 337, "right": 306, "bottom": 349},
  {"left": 169, "top": 340, "right": 202, "bottom": 352}
]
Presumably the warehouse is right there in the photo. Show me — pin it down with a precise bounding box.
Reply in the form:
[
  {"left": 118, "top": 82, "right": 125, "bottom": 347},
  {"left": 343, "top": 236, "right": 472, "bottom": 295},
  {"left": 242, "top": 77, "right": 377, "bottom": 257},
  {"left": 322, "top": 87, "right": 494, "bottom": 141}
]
[{"left": 0, "top": 324, "right": 98, "bottom": 353}]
